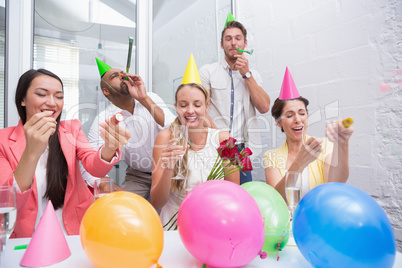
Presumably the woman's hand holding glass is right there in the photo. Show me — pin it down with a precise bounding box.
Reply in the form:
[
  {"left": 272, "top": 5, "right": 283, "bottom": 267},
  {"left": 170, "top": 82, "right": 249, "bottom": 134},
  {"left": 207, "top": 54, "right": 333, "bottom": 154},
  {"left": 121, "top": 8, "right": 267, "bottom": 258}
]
[{"left": 161, "top": 138, "right": 186, "bottom": 170}]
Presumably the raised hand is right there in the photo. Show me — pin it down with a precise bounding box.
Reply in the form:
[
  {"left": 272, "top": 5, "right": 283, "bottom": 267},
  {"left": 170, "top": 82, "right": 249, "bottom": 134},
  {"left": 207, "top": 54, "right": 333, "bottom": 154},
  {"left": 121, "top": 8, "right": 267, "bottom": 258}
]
[
  {"left": 23, "top": 111, "right": 57, "bottom": 157},
  {"left": 326, "top": 119, "right": 354, "bottom": 145},
  {"left": 99, "top": 119, "right": 131, "bottom": 161},
  {"left": 296, "top": 136, "right": 323, "bottom": 169},
  {"left": 122, "top": 73, "right": 147, "bottom": 101},
  {"left": 233, "top": 53, "right": 250, "bottom": 77}
]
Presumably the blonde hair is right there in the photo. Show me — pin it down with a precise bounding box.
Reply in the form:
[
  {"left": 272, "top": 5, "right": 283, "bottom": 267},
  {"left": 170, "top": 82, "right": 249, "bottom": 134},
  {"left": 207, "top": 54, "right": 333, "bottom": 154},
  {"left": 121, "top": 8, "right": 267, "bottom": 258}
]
[{"left": 170, "top": 83, "right": 210, "bottom": 192}]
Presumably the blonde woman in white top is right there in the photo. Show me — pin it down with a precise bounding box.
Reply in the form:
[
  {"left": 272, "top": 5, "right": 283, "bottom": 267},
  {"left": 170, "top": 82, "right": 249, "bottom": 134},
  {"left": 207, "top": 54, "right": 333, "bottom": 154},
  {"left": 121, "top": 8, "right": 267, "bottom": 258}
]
[{"left": 151, "top": 83, "right": 239, "bottom": 229}]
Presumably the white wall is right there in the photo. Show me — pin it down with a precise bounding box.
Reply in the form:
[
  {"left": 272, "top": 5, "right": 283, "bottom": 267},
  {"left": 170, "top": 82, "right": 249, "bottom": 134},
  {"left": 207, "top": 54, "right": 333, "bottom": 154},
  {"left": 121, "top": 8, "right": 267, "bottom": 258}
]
[{"left": 237, "top": 0, "right": 402, "bottom": 250}]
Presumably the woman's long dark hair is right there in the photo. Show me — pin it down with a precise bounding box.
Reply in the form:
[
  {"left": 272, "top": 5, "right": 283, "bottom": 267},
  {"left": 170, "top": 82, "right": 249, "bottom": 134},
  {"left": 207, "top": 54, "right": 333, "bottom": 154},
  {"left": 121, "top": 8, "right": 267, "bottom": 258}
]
[{"left": 15, "top": 69, "right": 68, "bottom": 209}]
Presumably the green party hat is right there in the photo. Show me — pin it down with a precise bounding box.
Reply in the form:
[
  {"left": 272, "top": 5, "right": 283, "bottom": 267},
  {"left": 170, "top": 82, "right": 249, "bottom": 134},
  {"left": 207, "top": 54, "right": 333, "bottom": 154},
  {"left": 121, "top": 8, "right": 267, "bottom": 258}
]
[
  {"left": 95, "top": 58, "right": 112, "bottom": 78},
  {"left": 224, "top": 12, "right": 236, "bottom": 27}
]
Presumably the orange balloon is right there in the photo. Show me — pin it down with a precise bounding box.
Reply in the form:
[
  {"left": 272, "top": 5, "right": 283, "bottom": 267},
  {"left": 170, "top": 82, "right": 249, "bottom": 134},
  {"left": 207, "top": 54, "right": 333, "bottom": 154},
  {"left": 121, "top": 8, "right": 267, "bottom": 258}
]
[{"left": 80, "top": 192, "right": 163, "bottom": 268}]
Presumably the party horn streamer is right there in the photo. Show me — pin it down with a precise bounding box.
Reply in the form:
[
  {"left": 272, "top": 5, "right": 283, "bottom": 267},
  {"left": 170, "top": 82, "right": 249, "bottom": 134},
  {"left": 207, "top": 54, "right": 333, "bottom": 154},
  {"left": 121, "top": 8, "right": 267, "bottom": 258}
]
[
  {"left": 342, "top": 117, "right": 354, "bottom": 128},
  {"left": 236, "top": 48, "right": 254, "bottom": 55},
  {"left": 126, "top": 36, "right": 134, "bottom": 80}
]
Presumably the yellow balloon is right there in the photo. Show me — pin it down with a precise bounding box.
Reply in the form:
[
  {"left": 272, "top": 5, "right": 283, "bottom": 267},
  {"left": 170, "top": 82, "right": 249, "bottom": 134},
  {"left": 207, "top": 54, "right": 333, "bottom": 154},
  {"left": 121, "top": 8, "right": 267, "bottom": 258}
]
[{"left": 80, "top": 192, "right": 163, "bottom": 268}]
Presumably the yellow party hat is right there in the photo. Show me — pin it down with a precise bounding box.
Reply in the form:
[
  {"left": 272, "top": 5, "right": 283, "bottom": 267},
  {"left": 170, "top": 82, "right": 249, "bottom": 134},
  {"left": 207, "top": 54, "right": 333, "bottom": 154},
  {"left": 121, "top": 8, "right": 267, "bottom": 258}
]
[{"left": 181, "top": 54, "right": 202, "bottom": 85}]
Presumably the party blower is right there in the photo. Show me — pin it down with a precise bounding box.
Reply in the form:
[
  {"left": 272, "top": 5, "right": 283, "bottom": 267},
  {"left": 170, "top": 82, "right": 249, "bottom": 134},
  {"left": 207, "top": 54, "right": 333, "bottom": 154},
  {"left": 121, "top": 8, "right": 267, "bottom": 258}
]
[
  {"left": 125, "top": 36, "right": 134, "bottom": 80},
  {"left": 237, "top": 48, "right": 254, "bottom": 55},
  {"left": 342, "top": 117, "right": 353, "bottom": 128}
]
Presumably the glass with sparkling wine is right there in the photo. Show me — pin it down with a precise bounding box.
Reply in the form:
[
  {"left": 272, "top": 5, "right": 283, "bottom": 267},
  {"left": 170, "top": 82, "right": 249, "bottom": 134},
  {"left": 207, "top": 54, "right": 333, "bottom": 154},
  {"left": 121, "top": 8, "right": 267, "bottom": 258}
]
[
  {"left": 285, "top": 171, "right": 302, "bottom": 236},
  {"left": 0, "top": 186, "right": 17, "bottom": 268},
  {"left": 172, "top": 125, "right": 188, "bottom": 180}
]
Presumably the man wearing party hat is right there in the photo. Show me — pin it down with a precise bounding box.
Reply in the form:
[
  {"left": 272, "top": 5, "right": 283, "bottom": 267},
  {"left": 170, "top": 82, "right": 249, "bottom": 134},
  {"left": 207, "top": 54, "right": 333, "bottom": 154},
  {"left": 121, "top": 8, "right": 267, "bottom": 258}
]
[
  {"left": 263, "top": 67, "right": 354, "bottom": 200},
  {"left": 81, "top": 58, "right": 175, "bottom": 201},
  {"left": 199, "top": 13, "right": 271, "bottom": 184}
]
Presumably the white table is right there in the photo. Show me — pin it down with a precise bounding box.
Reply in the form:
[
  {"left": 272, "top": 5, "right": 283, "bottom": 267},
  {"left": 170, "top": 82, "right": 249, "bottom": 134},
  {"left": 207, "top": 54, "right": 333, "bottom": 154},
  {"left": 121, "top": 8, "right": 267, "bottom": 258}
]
[{"left": 5, "top": 231, "right": 402, "bottom": 267}]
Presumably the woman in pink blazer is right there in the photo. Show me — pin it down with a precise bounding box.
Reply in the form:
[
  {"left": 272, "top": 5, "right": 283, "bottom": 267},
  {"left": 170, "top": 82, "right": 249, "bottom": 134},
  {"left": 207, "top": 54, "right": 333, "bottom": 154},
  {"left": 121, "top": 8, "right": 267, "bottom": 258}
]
[{"left": 0, "top": 69, "right": 131, "bottom": 238}]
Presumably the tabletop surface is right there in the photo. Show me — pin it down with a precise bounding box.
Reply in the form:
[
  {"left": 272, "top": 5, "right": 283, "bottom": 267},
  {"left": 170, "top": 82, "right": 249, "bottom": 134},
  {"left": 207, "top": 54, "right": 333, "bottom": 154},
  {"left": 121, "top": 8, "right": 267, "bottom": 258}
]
[{"left": 5, "top": 231, "right": 402, "bottom": 268}]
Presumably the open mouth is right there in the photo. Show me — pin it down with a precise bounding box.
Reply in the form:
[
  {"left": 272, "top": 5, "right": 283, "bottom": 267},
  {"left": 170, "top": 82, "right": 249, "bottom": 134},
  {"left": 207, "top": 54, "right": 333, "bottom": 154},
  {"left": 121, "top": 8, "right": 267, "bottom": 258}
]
[
  {"left": 185, "top": 116, "right": 198, "bottom": 122},
  {"left": 292, "top": 126, "right": 303, "bottom": 132}
]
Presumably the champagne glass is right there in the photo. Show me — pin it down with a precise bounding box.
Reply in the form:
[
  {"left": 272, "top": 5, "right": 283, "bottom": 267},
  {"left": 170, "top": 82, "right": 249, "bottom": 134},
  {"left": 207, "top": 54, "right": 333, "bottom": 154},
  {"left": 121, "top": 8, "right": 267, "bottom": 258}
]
[
  {"left": 172, "top": 125, "right": 188, "bottom": 180},
  {"left": 285, "top": 171, "right": 302, "bottom": 236},
  {"left": 94, "top": 177, "right": 114, "bottom": 201},
  {"left": 0, "top": 186, "right": 17, "bottom": 268}
]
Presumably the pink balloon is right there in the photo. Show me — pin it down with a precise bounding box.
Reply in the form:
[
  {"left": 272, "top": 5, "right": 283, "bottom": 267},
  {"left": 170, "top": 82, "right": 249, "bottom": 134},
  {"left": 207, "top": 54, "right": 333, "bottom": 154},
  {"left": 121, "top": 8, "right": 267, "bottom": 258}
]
[{"left": 177, "top": 180, "right": 265, "bottom": 268}]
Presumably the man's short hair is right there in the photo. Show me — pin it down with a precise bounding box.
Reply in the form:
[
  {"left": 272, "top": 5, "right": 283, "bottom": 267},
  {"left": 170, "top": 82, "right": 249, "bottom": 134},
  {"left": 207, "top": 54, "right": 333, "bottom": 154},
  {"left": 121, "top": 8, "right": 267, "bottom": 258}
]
[{"left": 221, "top": 21, "right": 247, "bottom": 44}]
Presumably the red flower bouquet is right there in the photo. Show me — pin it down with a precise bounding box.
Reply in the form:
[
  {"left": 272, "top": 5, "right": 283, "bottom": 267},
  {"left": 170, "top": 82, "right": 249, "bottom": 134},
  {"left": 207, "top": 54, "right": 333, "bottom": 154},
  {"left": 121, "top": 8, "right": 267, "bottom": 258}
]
[{"left": 207, "top": 137, "right": 253, "bottom": 181}]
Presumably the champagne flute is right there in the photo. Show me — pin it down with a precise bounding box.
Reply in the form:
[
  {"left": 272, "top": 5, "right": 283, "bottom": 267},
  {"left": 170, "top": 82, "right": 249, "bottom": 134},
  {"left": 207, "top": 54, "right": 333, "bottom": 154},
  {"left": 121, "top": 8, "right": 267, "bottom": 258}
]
[
  {"left": 172, "top": 125, "right": 188, "bottom": 180},
  {"left": 0, "top": 186, "right": 17, "bottom": 268},
  {"left": 285, "top": 171, "right": 302, "bottom": 236}
]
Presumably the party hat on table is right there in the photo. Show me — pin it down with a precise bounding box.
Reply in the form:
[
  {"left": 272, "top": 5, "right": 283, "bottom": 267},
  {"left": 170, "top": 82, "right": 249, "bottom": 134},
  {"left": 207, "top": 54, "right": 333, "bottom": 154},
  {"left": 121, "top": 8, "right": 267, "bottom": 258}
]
[
  {"left": 224, "top": 12, "right": 236, "bottom": 27},
  {"left": 279, "top": 67, "right": 300, "bottom": 100},
  {"left": 96, "top": 57, "right": 113, "bottom": 78},
  {"left": 181, "top": 53, "right": 202, "bottom": 85},
  {"left": 20, "top": 201, "right": 71, "bottom": 267}
]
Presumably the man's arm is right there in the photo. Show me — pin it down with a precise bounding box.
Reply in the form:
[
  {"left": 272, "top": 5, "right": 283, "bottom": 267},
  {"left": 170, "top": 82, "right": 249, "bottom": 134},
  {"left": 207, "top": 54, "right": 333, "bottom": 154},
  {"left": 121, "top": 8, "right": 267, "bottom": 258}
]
[
  {"left": 244, "top": 75, "right": 270, "bottom": 114},
  {"left": 123, "top": 74, "right": 167, "bottom": 127},
  {"left": 234, "top": 54, "right": 270, "bottom": 114}
]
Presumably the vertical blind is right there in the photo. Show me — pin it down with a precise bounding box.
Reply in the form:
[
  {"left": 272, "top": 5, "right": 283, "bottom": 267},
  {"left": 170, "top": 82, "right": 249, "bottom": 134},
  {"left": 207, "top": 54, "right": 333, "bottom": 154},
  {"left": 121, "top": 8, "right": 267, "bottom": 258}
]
[{"left": 33, "top": 36, "right": 79, "bottom": 120}]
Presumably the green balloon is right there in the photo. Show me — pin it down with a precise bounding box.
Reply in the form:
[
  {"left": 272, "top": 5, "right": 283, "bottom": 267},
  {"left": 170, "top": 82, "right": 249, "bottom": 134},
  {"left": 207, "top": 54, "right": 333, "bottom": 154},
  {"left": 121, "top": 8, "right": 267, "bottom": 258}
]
[{"left": 242, "top": 181, "right": 290, "bottom": 253}]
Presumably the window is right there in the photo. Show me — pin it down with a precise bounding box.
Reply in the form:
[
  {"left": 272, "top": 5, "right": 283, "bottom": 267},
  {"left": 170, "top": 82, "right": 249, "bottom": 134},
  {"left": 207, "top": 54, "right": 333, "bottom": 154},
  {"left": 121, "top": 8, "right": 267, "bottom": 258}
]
[{"left": 33, "top": 37, "right": 79, "bottom": 120}]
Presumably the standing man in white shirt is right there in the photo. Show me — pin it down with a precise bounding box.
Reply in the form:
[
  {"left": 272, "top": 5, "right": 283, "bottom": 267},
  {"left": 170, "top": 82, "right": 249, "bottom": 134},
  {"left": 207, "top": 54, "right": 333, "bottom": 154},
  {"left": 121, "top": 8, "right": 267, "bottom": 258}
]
[
  {"left": 82, "top": 58, "right": 175, "bottom": 200},
  {"left": 199, "top": 20, "right": 271, "bottom": 184}
]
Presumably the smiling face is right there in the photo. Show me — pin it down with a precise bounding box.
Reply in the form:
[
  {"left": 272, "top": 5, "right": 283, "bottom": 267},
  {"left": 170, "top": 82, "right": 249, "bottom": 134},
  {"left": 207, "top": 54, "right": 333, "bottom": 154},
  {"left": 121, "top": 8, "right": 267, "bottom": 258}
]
[
  {"left": 277, "top": 100, "right": 308, "bottom": 141},
  {"left": 221, "top": 27, "right": 247, "bottom": 62},
  {"left": 175, "top": 84, "right": 209, "bottom": 128},
  {"left": 21, "top": 75, "right": 64, "bottom": 122}
]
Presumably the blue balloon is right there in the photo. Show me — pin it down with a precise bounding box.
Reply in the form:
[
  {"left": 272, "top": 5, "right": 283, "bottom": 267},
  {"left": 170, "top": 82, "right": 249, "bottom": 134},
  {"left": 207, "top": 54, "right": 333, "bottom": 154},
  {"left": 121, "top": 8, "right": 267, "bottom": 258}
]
[{"left": 293, "top": 183, "right": 396, "bottom": 268}]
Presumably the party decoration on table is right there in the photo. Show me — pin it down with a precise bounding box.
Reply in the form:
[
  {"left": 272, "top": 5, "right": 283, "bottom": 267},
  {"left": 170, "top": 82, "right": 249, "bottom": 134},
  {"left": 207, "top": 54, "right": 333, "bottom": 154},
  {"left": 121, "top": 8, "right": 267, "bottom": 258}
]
[
  {"left": 96, "top": 57, "right": 112, "bottom": 77},
  {"left": 164, "top": 137, "right": 253, "bottom": 231},
  {"left": 181, "top": 53, "right": 202, "bottom": 85},
  {"left": 293, "top": 183, "right": 396, "bottom": 268},
  {"left": 241, "top": 182, "right": 290, "bottom": 257},
  {"left": 236, "top": 48, "right": 254, "bottom": 55},
  {"left": 177, "top": 180, "right": 266, "bottom": 268},
  {"left": 110, "top": 112, "right": 124, "bottom": 125},
  {"left": 279, "top": 67, "right": 300, "bottom": 100},
  {"left": 224, "top": 12, "right": 236, "bottom": 27},
  {"left": 20, "top": 201, "right": 71, "bottom": 267},
  {"left": 80, "top": 192, "right": 163, "bottom": 268},
  {"left": 342, "top": 117, "right": 354, "bottom": 128}
]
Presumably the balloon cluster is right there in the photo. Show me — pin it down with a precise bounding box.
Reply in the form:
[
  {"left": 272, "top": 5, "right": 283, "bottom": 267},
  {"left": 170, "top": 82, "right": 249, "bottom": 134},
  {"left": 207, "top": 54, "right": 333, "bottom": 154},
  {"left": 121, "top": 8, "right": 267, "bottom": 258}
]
[
  {"left": 80, "top": 192, "right": 163, "bottom": 268},
  {"left": 293, "top": 183, "right": 396, "bottom": 268}
]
